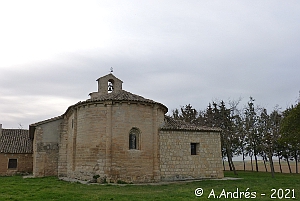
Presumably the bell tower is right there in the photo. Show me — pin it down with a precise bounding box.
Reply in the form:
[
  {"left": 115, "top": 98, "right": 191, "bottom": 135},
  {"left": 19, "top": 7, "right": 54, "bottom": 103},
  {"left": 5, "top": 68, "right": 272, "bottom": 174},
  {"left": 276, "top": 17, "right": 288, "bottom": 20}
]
[
  {"left": 89, "top": 72, "right": 123, "bottom": 99},
  {"left": 97, "top": 73, "right": 123, "bottom": 94}
]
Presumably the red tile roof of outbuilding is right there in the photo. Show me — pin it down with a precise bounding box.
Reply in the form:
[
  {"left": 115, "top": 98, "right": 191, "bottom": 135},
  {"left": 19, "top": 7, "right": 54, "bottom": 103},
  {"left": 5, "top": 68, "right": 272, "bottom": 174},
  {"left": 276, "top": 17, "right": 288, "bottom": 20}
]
[{"left": 0, "top": 129, "right": 33, "bottom": 154}]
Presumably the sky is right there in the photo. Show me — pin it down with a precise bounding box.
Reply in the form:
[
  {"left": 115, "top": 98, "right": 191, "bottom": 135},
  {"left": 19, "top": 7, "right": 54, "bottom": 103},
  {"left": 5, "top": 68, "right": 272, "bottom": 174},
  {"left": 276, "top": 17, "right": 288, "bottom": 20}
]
[{"left": 1, "top": 0, "right": 300, "bottom": 129}]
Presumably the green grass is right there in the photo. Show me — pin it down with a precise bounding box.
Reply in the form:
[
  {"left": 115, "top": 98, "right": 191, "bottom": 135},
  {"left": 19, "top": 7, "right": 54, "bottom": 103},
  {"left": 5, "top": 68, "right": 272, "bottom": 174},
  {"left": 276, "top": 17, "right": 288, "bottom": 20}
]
[{"left": 0, "top": 171, "right": 299, "bottom": 200}]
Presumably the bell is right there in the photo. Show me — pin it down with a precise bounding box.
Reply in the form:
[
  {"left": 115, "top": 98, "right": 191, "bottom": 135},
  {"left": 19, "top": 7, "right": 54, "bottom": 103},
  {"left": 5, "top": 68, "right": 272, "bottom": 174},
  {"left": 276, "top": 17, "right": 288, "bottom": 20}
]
[{"left": 108, "top": 83, "right": 113, "bottom": 92}]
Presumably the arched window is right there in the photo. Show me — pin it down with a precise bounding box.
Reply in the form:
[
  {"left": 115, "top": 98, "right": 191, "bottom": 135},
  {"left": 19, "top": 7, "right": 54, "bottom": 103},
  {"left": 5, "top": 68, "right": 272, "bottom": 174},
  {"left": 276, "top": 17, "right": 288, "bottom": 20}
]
[{"left": 129, "top": 128, "right": 140, "bottom": 150}]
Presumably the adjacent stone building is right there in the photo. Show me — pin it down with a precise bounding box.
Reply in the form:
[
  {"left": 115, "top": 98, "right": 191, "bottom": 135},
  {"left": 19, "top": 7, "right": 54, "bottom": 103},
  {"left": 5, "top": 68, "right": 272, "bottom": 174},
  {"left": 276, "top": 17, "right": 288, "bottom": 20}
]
[
  {"left": 0, "top": 124, "right": 33, "bottom": 175},
  {"left": 30, "top": 73, "right": 223, "bottom": 183}
]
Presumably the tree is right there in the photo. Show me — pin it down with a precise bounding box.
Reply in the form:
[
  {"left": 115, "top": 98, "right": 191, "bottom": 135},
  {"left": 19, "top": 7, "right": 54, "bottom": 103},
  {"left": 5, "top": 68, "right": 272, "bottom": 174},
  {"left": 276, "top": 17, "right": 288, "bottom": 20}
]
[
  {"left": 172, "top": 104, "right": 198, "bottom": 124},
  {"left": 181, "top": 104, "right": 198, "bottom": 124},
  {"left": 280, "top": 103, "right": 300, "bottom": 173},
  {"left": 228, "top": 99, "right": 246, "bottom": 171},
  {"left": 204, "top": 103, "right": 214, "bottom": 127},
  {"left": 206, "top": 101, "right": 238, "bottom": 175},
  {"left": 269, "top": 108, "right": 282, "bottom": 176},
  {"left": 172, "top": 108, "right": 181, "bottom": 120},
  {"left": 257, "top": 108, "right": 270, "bottom": 173},
  {"left": 258, "top": 108, "right": 282, "bottom": 177},
  {"left": 243, "top": 97, "right": 260, "bottom": 172}
]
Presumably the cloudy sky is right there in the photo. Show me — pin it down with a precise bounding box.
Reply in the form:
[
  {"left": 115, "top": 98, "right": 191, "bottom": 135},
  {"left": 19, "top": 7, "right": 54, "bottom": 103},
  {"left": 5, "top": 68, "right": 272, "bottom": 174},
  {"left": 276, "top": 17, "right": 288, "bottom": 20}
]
[{"left": 1, "top": 1, "right": 300, "bottom": 129}]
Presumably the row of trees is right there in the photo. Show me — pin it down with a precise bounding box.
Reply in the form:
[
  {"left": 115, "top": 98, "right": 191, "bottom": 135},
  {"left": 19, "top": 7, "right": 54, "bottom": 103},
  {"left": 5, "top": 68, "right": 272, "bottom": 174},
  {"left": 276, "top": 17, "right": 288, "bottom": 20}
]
[{"left": 171, "top": 97, "right": 300, "bottom": 177}]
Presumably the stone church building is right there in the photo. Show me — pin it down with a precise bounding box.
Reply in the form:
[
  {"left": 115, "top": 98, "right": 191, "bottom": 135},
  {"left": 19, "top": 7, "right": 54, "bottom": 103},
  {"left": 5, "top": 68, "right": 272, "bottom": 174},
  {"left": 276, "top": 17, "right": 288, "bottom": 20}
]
[{"left": 29, "top": 73, "right": 223, "bottom": 183}]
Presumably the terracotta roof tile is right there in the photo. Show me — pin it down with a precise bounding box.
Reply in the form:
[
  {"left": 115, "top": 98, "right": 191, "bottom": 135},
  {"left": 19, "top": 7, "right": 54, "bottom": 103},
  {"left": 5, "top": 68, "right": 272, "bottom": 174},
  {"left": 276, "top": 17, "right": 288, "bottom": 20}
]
[
  {"left": 92, "top": 90, "right": 163, "bottom": 103},
  {"left": 30, "top": 115, "right": 63, "bottom": 127},
  {"left": 0, "top": 129, "right": 33, "bottom": 153},
  {"left": 161, "top": 116, "right": 221, "bottom": 132},
  {"left": 78, "top": 90, "right": 168, "bottom": 112}
]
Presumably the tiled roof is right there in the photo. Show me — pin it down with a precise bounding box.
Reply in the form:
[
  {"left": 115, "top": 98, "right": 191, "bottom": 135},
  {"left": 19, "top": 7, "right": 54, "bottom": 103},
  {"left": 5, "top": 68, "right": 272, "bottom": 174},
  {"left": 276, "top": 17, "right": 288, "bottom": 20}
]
[
  {"left": 94, "top": 90, "right": 160, "bottom": 103},
  {"left": 31, "top": 90, "right": 168, "bottom": 130},
  {"left": 161, "top": 116, "right": 221, "bottom": 132},
  {"left": 0, "top": 129, "right": 33, "bottom": 154},
  {"left": 30, "top": 115, "right": 63, "bottom": 127},
  {"left": 79, "top": 90, "right": 168, "bottom": 111}
]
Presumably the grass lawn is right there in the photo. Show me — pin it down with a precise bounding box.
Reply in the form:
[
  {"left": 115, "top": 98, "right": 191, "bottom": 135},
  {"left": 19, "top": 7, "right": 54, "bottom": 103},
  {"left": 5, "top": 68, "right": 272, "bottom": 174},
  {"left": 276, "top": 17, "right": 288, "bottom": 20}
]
[{"left": 0, "top": 171, "right": 299, "bottom": 200}]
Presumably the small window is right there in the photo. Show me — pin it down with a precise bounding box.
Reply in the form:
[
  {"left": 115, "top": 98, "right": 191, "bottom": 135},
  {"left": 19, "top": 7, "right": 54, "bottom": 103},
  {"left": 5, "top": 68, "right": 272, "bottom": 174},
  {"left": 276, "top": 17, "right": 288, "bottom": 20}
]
[
  {"left": 191, "top": 143, "right": 199, "bottom": 155},
  {"left": 8, "top": 159, "right": 17, "bottom": 169},
  {"left": 129, "top": 128, "right": 140, "bottom": 150}
]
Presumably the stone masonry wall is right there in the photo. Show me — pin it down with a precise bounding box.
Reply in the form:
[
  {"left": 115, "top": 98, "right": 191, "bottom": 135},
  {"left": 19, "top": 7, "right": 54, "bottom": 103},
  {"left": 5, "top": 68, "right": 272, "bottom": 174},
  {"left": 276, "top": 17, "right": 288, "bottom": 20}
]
[
  {"left": 62, "top": 101, "right": 165, "bottom": 183},
  {"left": 109, "top": 102, "right": 164, "bottom": 183},
  {"left": 62, "top": 103, "right": 107, "bottom": 181},
  {"left": 33, "top": 119, "right": 62, "bottom": 177},
  {"left": 0, "top": 153, "right": 32, "bottom": 176},
  {"left": 58, "top": 117, "right": 68, "bottom": 177},
  {"left": 159, "top": 130, "right": 223, "bottom": 181}
]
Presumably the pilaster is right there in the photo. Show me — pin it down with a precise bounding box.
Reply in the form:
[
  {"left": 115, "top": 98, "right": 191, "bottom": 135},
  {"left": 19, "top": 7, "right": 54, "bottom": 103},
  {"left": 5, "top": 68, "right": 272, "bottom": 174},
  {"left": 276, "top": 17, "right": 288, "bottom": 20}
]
[{"left": 105, "top": 101, "right": 113, "bottom": 179}]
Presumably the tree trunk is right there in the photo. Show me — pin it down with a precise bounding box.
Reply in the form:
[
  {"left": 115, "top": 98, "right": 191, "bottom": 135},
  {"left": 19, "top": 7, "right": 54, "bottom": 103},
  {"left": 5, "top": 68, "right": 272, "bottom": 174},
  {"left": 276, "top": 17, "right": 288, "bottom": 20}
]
[
  {"left": 287, "top": 157, "right": 292, "bottom": 173},
  {"left": 230, "top": 160, "right": 233, "bottom": 171},
  {"left": 269, "top": 153, "right": 275, "bottom": 178},
  {"left": 250, "top": 153, "right": 254, "bottom": 171},
  {"left": 228, "top": 160, "right": 232, "bottom": 171},
  {"left": 242, "top": 152, "right": 246, "bottom": 171},
  {"left": 278, "top": 156, "right": 283, "bottom": 173},
  {"left": 254, "top": 151, "right": 259, "bottom": 172},
  {"left": 263, "top": 155, "right": 268, "bottom": 172},
  {"left": 227, "top": 157, "right": 233, "bottom": 171},
  {"left": 295, "top": 153, "right": 298, "bottom": 174},
  {"left": 226, "top": 146, "right": 237, "bottom": 175},
  {"left": 223, "top": 159, "right": 225, "bottom": 171}
]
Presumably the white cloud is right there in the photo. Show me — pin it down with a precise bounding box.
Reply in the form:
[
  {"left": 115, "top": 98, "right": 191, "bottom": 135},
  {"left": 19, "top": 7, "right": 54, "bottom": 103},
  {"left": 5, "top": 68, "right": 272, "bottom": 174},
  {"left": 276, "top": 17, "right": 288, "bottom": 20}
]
[
  {"left": 0, "top": 94, "right": 78, "bottom": 128},
  {"left": 1, "top": 1, "right": 300, "bottom": 128},
  {"left": 0, "top": 0, "right": 111, "bottom": 67}
]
